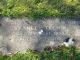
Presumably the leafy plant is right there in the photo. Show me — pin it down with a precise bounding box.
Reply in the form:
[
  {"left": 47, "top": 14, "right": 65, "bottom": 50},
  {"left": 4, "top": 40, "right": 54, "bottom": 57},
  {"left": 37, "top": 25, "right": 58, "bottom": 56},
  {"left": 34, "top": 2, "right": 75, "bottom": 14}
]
[
  {"left": 0, "top": 0, "right": 80, "bottom": 19},
  {"left": 0, "top": 46, "right": 80, "bottom": 60}
]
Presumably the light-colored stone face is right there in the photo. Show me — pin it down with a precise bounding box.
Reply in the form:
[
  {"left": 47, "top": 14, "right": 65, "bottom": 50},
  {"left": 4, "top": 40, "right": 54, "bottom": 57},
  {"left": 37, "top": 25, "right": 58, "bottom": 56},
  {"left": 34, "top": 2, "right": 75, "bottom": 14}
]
[{"left": 0, "top": 17, "right": 80, "bottom": 54}]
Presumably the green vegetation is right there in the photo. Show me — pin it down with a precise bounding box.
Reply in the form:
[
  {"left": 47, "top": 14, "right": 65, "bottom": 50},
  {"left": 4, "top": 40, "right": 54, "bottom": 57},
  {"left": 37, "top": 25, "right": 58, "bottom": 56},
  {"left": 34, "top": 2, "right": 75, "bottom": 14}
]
[
  {"left": 0, "top": 46, "right": 80, "bottom": 60},
  {"left": 0, "top": 0, "right": 80, "bottom": 19}
]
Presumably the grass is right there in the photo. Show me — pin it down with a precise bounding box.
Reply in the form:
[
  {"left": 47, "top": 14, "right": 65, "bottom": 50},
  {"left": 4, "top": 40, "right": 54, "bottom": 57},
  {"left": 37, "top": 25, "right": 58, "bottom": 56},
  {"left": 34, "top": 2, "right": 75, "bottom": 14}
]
[
  {"left": 0, "top": 46, "right": 80, "bottom": 60},
  {"left": 0, "top": 0, "right": 80, "bottom": 19}
]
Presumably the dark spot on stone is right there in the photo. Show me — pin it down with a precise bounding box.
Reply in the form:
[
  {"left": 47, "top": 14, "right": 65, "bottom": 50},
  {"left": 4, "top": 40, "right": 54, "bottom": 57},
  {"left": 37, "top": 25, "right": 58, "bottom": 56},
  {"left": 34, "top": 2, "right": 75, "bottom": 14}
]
[
  {"left": 44, "top": 46, "right": 52, "bottom": 51},
  {"left": 25, "top": 21, "right": 30, "bottom": 24},
  {"left": 64, "top": 38, "right": 70, "bottom": 42},
  {"left": 33, "top": 50, "right": 40, "bottom": 53},
  {"left": 0, "top": 23, "right": 2, "bottom": 26},
  {"left": 6, "top": 44, "right": 11, "bottom": 52},
  {"left": 72, "top": 39, "right": 75, "bottom": 42}
]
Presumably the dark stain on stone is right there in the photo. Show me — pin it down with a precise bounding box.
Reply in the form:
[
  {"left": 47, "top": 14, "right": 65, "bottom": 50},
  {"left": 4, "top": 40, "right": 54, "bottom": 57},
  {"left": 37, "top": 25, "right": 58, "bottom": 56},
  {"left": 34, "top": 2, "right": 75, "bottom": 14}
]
[
  {"left": 6, "top": 44, "right": 12, "bottom": 53},
  {"left": 0, "top": 23, "right": 2, "bottom": 26},
  {"left": 64, "top": 38, "right": 70, "bottom": 42}
]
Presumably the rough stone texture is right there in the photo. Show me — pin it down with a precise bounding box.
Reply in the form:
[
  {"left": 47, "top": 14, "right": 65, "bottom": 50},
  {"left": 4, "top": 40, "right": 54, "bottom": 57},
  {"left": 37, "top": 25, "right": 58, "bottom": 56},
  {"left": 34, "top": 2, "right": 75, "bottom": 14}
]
[{"left": 0, "top": 17, "right": 80, "bottom": 54}]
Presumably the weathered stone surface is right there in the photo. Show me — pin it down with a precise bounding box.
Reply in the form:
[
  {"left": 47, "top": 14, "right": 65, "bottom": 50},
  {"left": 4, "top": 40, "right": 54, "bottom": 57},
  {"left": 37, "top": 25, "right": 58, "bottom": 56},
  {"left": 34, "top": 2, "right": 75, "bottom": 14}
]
[{"left": 0, "top": 17, "right": 80, "bottom": 54}]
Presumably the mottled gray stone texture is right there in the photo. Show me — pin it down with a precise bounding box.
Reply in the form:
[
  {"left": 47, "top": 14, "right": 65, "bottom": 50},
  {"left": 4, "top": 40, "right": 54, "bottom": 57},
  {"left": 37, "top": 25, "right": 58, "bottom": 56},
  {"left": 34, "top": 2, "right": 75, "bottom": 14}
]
[{"left": 0, "top": 17, "right": 80, "bottom": 54}]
